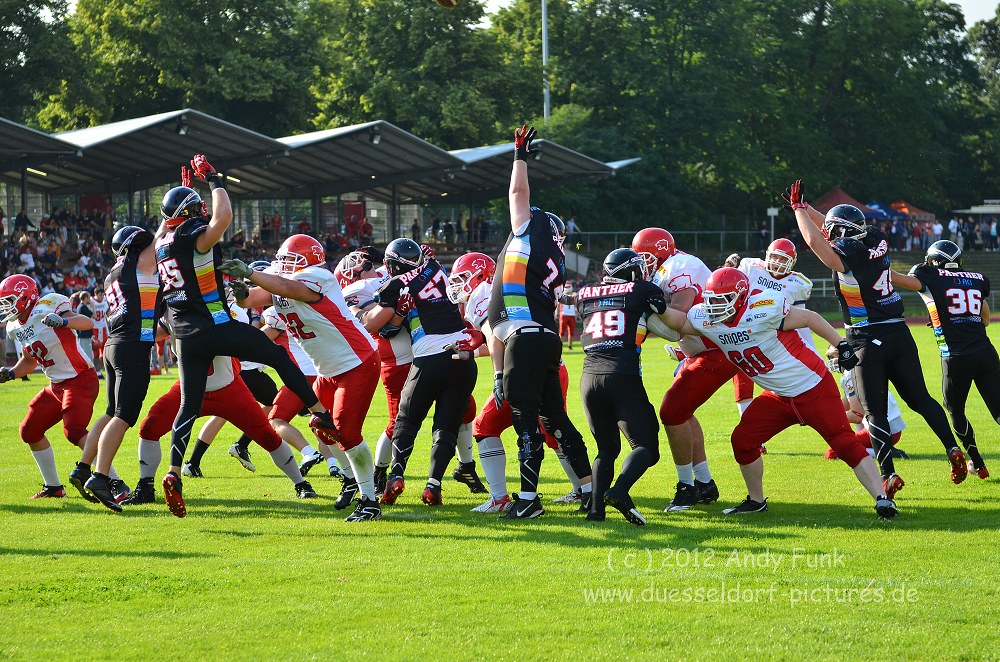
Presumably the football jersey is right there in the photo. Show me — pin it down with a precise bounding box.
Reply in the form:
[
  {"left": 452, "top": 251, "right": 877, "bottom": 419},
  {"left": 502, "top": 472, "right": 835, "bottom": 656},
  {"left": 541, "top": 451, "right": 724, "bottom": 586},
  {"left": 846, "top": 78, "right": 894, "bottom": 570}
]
[
  {"left": 90, "top": 298, "right": 109, "bottom": 330},
  {"left": 841, "top": 371, "right": 905, "bottom": 434},
  {"left": 6, "top": 294, "right": 93, "bottom": 383},
  {"left": 343, "top": 270, "right": 413, "bottom": 366},
  {"left": 488, "top": 208, "right": 565, "bottom": 335},
  {"left": 830, "top": 227, "right": 904, "bottom": 327},
  {"left": 464, "top": 281, "right": 492, "bottom": 330},
  {"left": 687, "top": 292, "right": 827, "bottom": 398},
  {"left": 738, "top": 257, "right": 817, "bottom": 352},
  {"left": 577, "top": 280, "right": 667, "bottom": 375},
  {"left": 910, "top": 265, "right": 991, "bottom": 357},
  {"left": 105, "top": 254, "right": 160, "bottom": 344},
  {"left": 652, "top": 250, "right": 713, "bottom": 357},
  {"left": 205, "top": 355, "right": 238, "bottom": 392},
  {"left": 262, "top": 306, "right": 317, "bottom": 377},
  {"left": 271, "top": 265, "right": 376, "bottom": 377},
  {"left": 377, "top": 259, "right": 466, "bottom": 358},
  {"left": 154, "top": 217, "right": 233, "bottom": 338}
]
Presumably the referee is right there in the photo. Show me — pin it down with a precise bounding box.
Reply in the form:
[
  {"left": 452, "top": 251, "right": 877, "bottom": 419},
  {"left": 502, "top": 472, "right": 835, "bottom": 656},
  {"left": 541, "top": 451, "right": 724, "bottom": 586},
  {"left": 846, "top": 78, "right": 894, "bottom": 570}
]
[{"left": 487, "top": 125, "right": 591, "bottom": 519}]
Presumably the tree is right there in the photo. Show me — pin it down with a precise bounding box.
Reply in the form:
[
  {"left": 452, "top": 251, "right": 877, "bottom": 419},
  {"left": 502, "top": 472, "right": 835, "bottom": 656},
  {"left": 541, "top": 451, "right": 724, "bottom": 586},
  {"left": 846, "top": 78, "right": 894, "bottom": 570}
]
[{"left": 0, "top": 0, "right": 71, "bottom": 123}]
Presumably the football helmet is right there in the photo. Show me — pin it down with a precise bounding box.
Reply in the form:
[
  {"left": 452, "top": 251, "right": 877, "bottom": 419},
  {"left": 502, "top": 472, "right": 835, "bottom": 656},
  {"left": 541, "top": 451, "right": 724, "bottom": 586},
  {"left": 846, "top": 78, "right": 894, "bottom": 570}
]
[
  {"left": 823, "top": 204, "right": 868, "bottom": 241},
  {"left": 602, "top": 248, "right": 648, "bottom": 284},
  {"left": 336, "top": 250, "right": 377, "bottom": 289},
  {"left": 765, "top": 238, "right": 797, "bottom": 277},
  {"left": 248, "top": 260, "right": 272, "bottom": 272},
  {"left": 111, "top": 225, "right": 153, "bottom": 257},
  {"left": 160, "top": 186, "right": 203, "bottom": 227},
  {"left": 275, "top": 234, "right": 325, "bottom": 274},
  {"left": 384, "top": 238, "right": 424, "bottom": 276},
  {"left": 702, "top": 267, "right": 750, "bottom": 323},
  {"left": 631, "top": 228, "right": 675, "bottom": 275},
  {"left": 925, "top": 240, "right": 962, "bottom": 270},
  {"left": 531, "top": 207, "right": 565, "bottom": 247},
  {"left": 447, "top": 252, "right": 496, "bottom": 304},
  {"left": 0, "top": 274, "right": 39, "bottom": 323}
]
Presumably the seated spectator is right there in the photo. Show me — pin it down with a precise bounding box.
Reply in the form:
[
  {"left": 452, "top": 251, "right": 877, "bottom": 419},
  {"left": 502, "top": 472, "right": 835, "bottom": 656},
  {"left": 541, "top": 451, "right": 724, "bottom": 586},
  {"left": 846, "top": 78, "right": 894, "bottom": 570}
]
[{"left": 297, "top": 218, "right": 312, "bottom": 235}]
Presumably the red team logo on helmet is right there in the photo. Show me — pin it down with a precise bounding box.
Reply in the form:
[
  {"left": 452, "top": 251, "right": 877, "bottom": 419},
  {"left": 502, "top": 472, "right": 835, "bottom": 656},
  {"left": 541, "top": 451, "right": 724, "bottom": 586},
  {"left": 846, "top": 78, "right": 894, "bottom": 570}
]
[
  {"left": 276, "top": 234, "right": 326, "bottom": 274},
  {"left": 0, "top": 274, "right": 39, "bottom": 323},
  {"left": 447, "top": 252, "right": 496, "bottom": 304},
  {"left": 630, "top": 228, "right": 675, "bottom": 275}
]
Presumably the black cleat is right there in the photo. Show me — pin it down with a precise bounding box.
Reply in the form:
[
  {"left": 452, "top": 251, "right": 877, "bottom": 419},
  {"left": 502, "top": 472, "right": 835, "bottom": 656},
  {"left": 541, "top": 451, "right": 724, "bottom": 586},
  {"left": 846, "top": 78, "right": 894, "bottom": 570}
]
[
  {"left": 373, "top": 465, "right": 388, "bottom": 499},
  {"left": 664, "top": 482, "right": 699, "bottom": 512},
  {"left": 875, "top": 496, "right": 898, "bottom": 519},
  {"left": 295, "top": 480, "right": 317, "bottom": 499},
  {"left": 228, "top": 443, "right": 256, "bottom": 472},
  {"left": 585, "top": 512, "right": 606, "bottom": 522},
  {"left": 578, "top": 492, "right": 592, "bottom": 513},
  {"left": 345, "top": 497, "right": 382, "bottom": 522},
  {"left": 122, "top": 478, "right": 156, "bottom": 506},
  {"left": 69, "top": 462, "right": 98, "bottom": 503},
  {"left": 722, "top": 496, "right": 769, "bottom": 515},
  {"left": 298, "top": 452, "right": 324, "bottom": 477},
  {"left": 604, "top": 486, "right": 646, "bottom": 526},
  {"left": 502, "top": 495, "right": 544, "bottom": 519},
  {"left": 890, "top": 447, "right": 910, "bottom": 460},
  {"left": 694, "top": 478, "right": 720, "bottom": 504},
  {"left": 452, "top": 461, "right": 487, "bottom": 494},
  {"left": 181, "top": 462, "right": 204, "bottom": 478},
  {"left": 84, "top": 473, "right": 122, "bottom": 513},
  {"left": 335, "top": 477, "right": 359, "bottom": 510},
  {"left": 109, "top": 478, "right": 131, "bottom": 503}
]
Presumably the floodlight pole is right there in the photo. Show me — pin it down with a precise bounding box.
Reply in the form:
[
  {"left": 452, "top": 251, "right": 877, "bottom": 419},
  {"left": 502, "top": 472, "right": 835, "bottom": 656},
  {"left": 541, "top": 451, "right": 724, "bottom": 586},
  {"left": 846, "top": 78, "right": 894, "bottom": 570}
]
[{"left": 542, "top": 0, "right": 550, "bottom": 121}]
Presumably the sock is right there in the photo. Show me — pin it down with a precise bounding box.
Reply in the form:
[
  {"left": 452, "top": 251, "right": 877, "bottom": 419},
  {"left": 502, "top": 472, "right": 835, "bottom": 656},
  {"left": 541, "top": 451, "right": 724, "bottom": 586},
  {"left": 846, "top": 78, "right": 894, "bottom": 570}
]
[
  {"left": 455, "top": 423, "right": 474, "bottom": 464},
  {"left": 345, "top": 442, "right": 375, "bottom": 500},
  {"left": 328, "top": 444, "right": 355, "bottom": 479},
  {"left": 676, "top": 463, "right": 694, "bottom": 486},
  {"left": 327, "top": 456, "right": 341, "bottom": 471},
  {"left": 189, "top": 440, "right": 211, "bottom": 465},
  {"left": 615, "top": 447, "right": 656, "bottom": 493},
  {"left": 375, "top": 431, "right": 392, "bottom": 467},
  {"left": 138, "top": 438, "right": 162, "bottom": 480},
  {"left": 580, "top": 481, "right": 593, "bottom": 494},
  {"left": 31, "top": 446, "right": 60, "bottom": 486},
  {"left": 427, "top": 477, "right": 441, "bottom": 487},
  {"left": 520, "top": 491, "right": 537, "bottom": 501},
  {"left": 555, "top": 447, "right": 582, "bottom": 490},
  {"left": 693, "top": 461, "right": 712, "bottom": 483},
  {"left": 477, "top": 436, "right": 507, "bottom": 500},
  {"left": 737, "top": 400, "right": 752, "bottom": 416},
  {"left": 269, "top": 442, "right": 304, "bottom": 483},
  {"left": 300, "top": 443, "right": 318, "bottom": 459},
  {"left": 237, "top": 434, "right": 252, "bottom": 451},
  {"left": 107, "top": 465, "right": 121, "bottom": 481}
]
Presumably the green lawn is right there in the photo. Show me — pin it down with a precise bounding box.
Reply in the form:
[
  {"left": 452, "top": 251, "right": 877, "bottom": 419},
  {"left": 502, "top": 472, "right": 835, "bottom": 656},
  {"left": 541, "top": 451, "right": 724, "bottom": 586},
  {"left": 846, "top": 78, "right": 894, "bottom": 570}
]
[{"left": 1, "top": 326, "right": 998, "bottom": 660}]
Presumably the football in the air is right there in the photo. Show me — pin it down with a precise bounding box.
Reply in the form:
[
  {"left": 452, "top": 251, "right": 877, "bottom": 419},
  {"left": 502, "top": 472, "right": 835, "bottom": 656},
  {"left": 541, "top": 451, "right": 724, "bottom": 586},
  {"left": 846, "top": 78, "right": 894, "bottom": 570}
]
[{"left": 436, "top": 0, "right": 458, "bottom": 7}]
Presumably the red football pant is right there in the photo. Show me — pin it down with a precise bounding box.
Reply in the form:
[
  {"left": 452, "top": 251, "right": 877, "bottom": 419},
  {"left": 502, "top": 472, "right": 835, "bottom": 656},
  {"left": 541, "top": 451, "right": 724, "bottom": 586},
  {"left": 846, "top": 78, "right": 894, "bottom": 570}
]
[
  {"left": 733, "top": 371, "right": 754, "bottom": 402},
  {"left": 312, "top": 352, "right": 380, "bottom": 451},
  {"left": 731, "top": 372, "right": 869, "bottom": 468},
  {"left": 140, "top": 378, "right": 282, "bottom": 452},
  {"left": 380, "top": 361, "right": 411, "bottom": 437},
  {"left": 462, "top": 394, "right": 477, "bottom": 425},
  {"left": 559, "top": 316, "right": 576, "bottom": 338},
  {"left": 20, "top": 369, "right": 99, "bottom": 445},
  {"left": 474, "top": 361, "right": 568, "bottom": 449},
  {"left": 269, "top": 375, "right": 318, "bottom": 423},
  {"left": 660, "top": 348, "right": 738, "bottom": 426}
]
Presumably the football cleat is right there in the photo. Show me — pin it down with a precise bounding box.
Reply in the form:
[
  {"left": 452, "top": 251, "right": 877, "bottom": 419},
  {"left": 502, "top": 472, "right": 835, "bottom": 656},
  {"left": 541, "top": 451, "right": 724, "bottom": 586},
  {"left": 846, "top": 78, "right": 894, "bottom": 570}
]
[
  {"left": 585, "top": 512, "right": 606, "bottom": 522},
  {"left": 31, "top": 484, "right": 66, "bottom": 499},
  {"left": 421, "top": 483, "right": 443, "bottom": 506},
  {"left": 380, "top": 474, "right": 405, "bottom": 505},
  {"left": 373, "top": 465, "right": 388, "bottom": 499},
  {"left": 84, "top": 474, "right": 122, "bottom": 513},
  {"left": 578, "top": 492, "right": 592, "bottom": 513},
  {"left": 471, "top": 495, "right": 512, "bottom": 513},
  {"left": 875, "top": 497, "right": 898, "bottom": 519},
  {"left": 109, "top": 479, "right": 131, "bottom": 504},
  {"left": 329, "top": 463, "right": 346, "bottom": 480},
  {"left": 949, "top": 447, "right": 968, "bottom": 484},
  {"left": 122, "top": 478, "right": 156, "bottom": 506},
  {"left": 181, "top": 462, "right": 204, "bottom": 478},
  {"left": 345, "top": 497, "right": 382, "bottom": 522},
  {"left": 664, "top": 482, "right": 699, "bottom": 512},
  {"left": 308, "top": 411, "right": 342, "bottom": 446},
  {"left": 552, "top": 489, "right": 583, "bottom": 504},
  {"left": 334, "top": 477, "right": 359, "bottom": 510},
  {"left": 228, "top": 443, "right": 256, "bottom": 472},
  {"left": 298, "top": 452, "right": 324, "bottom": 477},
  {"left": 502, "top": 495, "right": 544, "bottom": 519},
  {"left": 759, "top": 445, "right": 768, "bottom": 455},
  {"left": 968, "top": 460, "right": 990, "bottom": 480},
  {"left": 694, "top": 479, "right": 720, "bottom": 504},
  {"left": 824, "top": 448, "right": 838, "bottom": 460},
  {"left": 890, "top": 447, "right": 910, "bottom": 459},
  {"left": 722, "top": 496, "right": 769, "bottom": 515},
  {"left": 452, "top": 461, "right": 487, "bottom": 494},
  {"left": 295, "top": 480, "right": 317, "bottom": 499},
  {"left": 69, "top": 462, "right": 99, "bottom": 503},
  {"left": 162, "top": 472, "right": 186, "bottom": 518},
  {"left": 604, "top": 486, "right": 646, "bottom": 526},
  {"left": 883, "top": 473, "right": 905, "bottom": 499}
]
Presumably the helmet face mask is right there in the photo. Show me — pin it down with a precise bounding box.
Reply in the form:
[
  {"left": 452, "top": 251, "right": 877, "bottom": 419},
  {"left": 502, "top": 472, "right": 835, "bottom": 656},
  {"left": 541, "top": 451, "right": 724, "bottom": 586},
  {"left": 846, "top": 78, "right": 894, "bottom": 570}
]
[
  {"left": 0, "top": 275, "right": 39, "bottom": 323},
  {"left": 447, "top": 252, "right": 496, "bottom": 304},
  {"left": 276, "top": 234, "right": 325, "bottom": 275},
  {"left": 630, "top": 228, "right": 675, "bottom": 274},
  {"left": 765, "top": 238, "right": 797, "bottom": 277},
  {"left": 926, "top": 240, "right": 962, "bottom": 270},
  {"left": 702, "top": 268, "right": 750, "bottom": 324},
  {"left": 602, "top": 248, "right": 648, "bottom": 284}
]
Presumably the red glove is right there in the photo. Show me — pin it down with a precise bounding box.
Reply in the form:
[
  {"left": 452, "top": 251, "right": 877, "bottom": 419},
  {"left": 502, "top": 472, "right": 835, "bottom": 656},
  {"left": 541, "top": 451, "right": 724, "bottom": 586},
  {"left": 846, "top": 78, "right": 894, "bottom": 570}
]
[
  {"left": 190, "top": 154, "right": 217, "bottom": 181},
  {"left": 181, "top": 165, "right": 193, "bottom": 188},
  {"left": 394, "top": 292, "right": 415, "bottom": 317},
  {"left": 457, "top": 326, "right": 486, "bottom": 351},
  {"left": 420, "top": 244, "right": 435, "bottom": 262},
  {"left": 782, "top": 179, "right": 807, "bottom": 211},
  {"left": 514, "top": 124, "right": 537, "bottom": 161}
]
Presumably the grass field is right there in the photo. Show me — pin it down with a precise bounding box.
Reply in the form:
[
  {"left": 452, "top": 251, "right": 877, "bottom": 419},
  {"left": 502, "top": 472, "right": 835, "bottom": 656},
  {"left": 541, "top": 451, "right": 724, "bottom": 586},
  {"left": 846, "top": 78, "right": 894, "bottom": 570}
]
[{"left": 1, "top": 325, "right": 998, "bottom": 661}]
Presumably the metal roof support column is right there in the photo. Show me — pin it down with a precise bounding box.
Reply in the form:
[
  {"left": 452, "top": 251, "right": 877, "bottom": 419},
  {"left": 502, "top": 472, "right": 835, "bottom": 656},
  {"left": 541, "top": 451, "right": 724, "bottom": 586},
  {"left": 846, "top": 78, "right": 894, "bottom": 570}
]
[
  {"left": 390, "top": 184, "right": 399, "bottom": 240},
  {"left": 20, "top": 168, "right": 28, "bottom": 218},
  {"left": 127, "top": 180, "right": 134, "bottom": 226},
  {"left": 312, "top": 186, "right": 320, "bottom": 236}
]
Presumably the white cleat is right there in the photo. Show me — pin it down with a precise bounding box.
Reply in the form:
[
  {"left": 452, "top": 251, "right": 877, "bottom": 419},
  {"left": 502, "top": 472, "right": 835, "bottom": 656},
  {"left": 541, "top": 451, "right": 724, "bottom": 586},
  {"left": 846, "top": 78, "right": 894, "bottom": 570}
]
[{"left": 472, "top": 495, "right": 512, "bottom": 513}]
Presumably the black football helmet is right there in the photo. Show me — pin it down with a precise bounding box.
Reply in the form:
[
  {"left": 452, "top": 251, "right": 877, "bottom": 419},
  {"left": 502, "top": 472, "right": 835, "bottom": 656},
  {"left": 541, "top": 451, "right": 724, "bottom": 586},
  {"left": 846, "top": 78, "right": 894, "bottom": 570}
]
[
  {"left": 160, "top": 186, "right": 203, "bottom": 222},
  {"left": 532, "top": 206, "right": 565, "bottom": 244},
  {"left": 249, "top": 260, "right": 272, "bottom": 272},
  {"left": 384, "top": 238, "right": 424, "bottom": 276},
  {"left": 822, "top": 204, "right": 868, "bottom": 240},
  {"left": 925, "top": 240, "right": 962, "bottom": 270},
  {"left": 603, "top": 248, "right": 647, "bottom": 283},
  {"left": 111, "top": 225, "right": 153, "bottom": 257}
]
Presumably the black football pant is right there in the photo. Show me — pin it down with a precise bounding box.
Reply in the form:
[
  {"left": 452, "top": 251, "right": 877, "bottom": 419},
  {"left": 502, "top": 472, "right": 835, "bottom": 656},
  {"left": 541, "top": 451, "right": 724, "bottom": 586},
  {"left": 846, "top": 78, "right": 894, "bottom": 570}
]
[
  {"left": 942, "top": 346, "right": 1000, "bottom": 467},
  {"left": 503, "top": 329, "right": 589, "bottom": 495},
  {"left": 581, "top": 372, "right": 660, "bottom": 516},
  {"left": 170, "top": 321, "right": 317, "bottom": 468},
  {"left": 847, "top": 323, "right": 957, "bottom": 478},
  {"left": 103, "top": 340, "right": 154, "bottom": 427},
  {"left": 390, "top": 352, "right": 477, "bottom": 483}
]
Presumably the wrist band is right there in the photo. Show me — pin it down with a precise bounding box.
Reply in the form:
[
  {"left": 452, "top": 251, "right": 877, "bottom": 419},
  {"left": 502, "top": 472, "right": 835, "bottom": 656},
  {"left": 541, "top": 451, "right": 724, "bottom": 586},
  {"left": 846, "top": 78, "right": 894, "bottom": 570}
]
[{"left": 208, "top": 175, "right": 225, "bottom": 191}]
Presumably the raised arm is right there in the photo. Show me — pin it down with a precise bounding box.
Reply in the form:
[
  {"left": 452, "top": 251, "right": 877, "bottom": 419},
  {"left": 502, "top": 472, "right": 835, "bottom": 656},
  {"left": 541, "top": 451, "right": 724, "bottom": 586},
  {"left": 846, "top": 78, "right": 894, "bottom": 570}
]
[
  {"left": 190, "top": 155, "right": 234, "bottom": 253},
  {"left": 786, "top": 180, "right": 846, "bottom": 273},
  {"left": 508, "top": 125, "right": 537, "bottom": 232}
]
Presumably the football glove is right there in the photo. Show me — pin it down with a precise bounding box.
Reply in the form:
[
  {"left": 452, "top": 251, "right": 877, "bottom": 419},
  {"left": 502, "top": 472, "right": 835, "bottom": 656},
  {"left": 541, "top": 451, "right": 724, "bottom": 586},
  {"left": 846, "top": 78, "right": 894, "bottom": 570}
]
[
  {"left": 0, "top": 367, "right": 14, "bottom": 383},
  {"left": 190, "top": 154, "right": 217, "bottom": 181},
  {"left": 420, "top": 244, "right": 436, "bottom": 263},
  {"left": 219, "top": 259, "right": 253, "bottom": 280},
  {"left": 836, "top": 340, "right": 859, "bottom": 372},
  {"left": 514, "top": 124, "right": 537, "bottom": 162},
  {"left": 229, "top": 280, "right": 250, "bottom": 301},
  {"left": 42, "top": 313, "right": 67, "bottom": 328},
  {"left": 181, "top": 165, "right": 193, "bottom": 188},
  {"left": 493, "top": 371, "right": 505, "bottom": 408},
  {"left": 724, "top": 253, "right": 741, "bottom": 268},
  {"left": 782, "top": 179, "right": 807, "bottom": 211},
  {"left": 394, "top": 292, "right": 415, "bottom": 317}
]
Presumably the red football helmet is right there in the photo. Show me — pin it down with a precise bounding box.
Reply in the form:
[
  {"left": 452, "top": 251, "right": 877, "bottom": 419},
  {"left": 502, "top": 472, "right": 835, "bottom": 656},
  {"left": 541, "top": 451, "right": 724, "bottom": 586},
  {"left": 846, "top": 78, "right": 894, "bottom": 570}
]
[
  {"left": 276, "top": 234, "right": 325, "bottom": 274},
  {"left": 765, "top": 238, "right": 797, "bottom": 277},
  {"left": 0, "top": 274, "right": 39, "bottom": 323},
  {"left": 335, "top": 250, "right": 376, "bottom": 289},
  {"left": 702, "top": 267, "right": 750, "bottom": 323},
  {"left": 631, "top": 228, "right": 675, "bottom": 275},
  {"left": 447, "top": 252, "right": 496, "bottom": 304}
]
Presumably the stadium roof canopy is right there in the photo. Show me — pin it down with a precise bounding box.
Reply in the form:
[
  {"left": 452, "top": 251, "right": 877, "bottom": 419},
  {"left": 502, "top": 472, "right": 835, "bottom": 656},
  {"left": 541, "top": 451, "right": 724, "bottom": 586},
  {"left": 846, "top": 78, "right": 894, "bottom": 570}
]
[{"left": 0, "top": 118, "right": 84, "bottom": 191}]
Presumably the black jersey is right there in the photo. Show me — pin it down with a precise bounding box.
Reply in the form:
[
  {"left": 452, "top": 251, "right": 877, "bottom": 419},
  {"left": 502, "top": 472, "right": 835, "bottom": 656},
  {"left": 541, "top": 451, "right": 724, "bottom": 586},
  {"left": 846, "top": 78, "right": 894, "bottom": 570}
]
[
  {"left": 104, "top": 254, "right": 160, "bottom": 344},
  {"left": 153, "top": 218, "right": 232, "bottom": 338},
  {"left": 830, "top": 226, "right": 904, "bottom": 327},
  {"left": 578, "top": 280, "right": 667, "bottom": 375},
  {"left": 376, "top": 259, "right": 465, "bottom": 356},
  {"left": 911, "top": 264, "right": 991, "bottom": 357},
  {"left": 488, "top": 208, "right": 565, "bottom": 332}
]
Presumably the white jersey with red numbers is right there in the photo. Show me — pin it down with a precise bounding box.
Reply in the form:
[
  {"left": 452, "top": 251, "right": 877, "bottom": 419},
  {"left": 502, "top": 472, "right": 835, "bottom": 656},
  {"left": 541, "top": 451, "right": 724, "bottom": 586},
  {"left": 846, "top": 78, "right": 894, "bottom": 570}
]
[
  {"left": 230, "top": 300, "right": 265, "bottom": 371},
  {"left": 652, "top": 250, "right": 713, "bottom": 356},
  {"left": 272, "top": 265, "right": 376, "bottom": 378},
  {"left": 206, "top": 355, "right": 239, "bottom": 392},
  {"left": 342, "top": 269, "right": 413, "bottom": 366},
  {"left": 464, "top": 281, "right": 492, "bottom": 330},
  {"left": 5, "top": 293, "right": 93, "bottom": 383},
  {"left": 91, "top": 298, "right": 109, "bottom": 335},
  {"left": 738, "top": 257, "right": 817, "bottom": 353},
  {"left": 687, "top": 292, "right": 826, "bottom": 398},
  {"left": 262, "top": 306, "right": 318, "bottom": 377}
]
